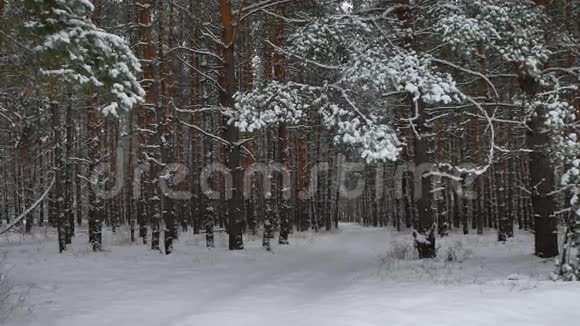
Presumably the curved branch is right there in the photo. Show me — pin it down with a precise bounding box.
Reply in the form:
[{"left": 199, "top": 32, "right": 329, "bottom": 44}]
[{"left": 432, "top": 58, "right": 499, "bottom": 101}]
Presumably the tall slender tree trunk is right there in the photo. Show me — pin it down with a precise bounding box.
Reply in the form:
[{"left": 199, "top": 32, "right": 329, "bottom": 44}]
[
  {"left": 126, "top": 108, "right": 136, "bottom": 242},
  {"left": 435, "top": 116, "right": 448, "bottom": 236},
  {"left": 295, "top": 134, "right": 307, "bottom": 231},
  {"left": 48, "top": 81, "right": 67, "bottom": 253},
  {"left": 64, "top": 94, "right": 74, "bottom": 243},
  {"left": 474, "top": 45, "right": 488, "bottom": 235},
  {"left": 87, "top": 96, "right": 103, "bottom": 251},
  {"left": 137, "top": 0, "right": 156, "bottom": 247},
  {"left": 278, "top": 124, "right": 290, "bottom": 244},
  {"left": 497, "top": 124, "right": 512, "bottom": 241},
  {"left": 271, "top": 10, "right": 290, "bottom": 245},
  {"left": 528, "top": 106, "right": 558, "bottom": 257},
  {"left": 521, "top": 0, "right": 559, "bottom": 258},
  {"left": 414, "top": 101, "right": 436, "bottom": 258},
  {"left": 158, "top": 0, "right": 177, "bottom": 255},
  {"left": 38, "top": 154, "right": 45, "bottom": 227},
  {"left": 219, "top": 0, "right": 243, "bottom": 250},
  {"left": 189, "top": 24, "right": 201, "bottom": 236},
  {"left": 17, "top": 128, "right": 32, "bottom": 233}
]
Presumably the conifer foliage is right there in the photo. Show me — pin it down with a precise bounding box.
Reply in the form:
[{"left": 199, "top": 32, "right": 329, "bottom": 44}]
[{"left": 23, "top": 0, "right": 144, "bottom": 114}]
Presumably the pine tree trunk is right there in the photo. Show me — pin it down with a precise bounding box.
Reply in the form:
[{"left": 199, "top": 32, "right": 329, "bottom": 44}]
[
  {"left": 203, "top": 109, "right": 215, "bottom": 248},
  {"left": 272, "top": 9, "right": 290, "bottom": 245},
  {"left": 137, "top": 0, "right": 157, "bottom": 248},
  {"left": 414, "top": 100, "right": 436, "bottom": 258},
  {"left": 87, "top": 96, "right": 103, "bottom": 251},
  {"left": 75, "top": 107, "right": 83, "bottom": 227},
  {"left": 49, "top": 90, "right": 66, "bottom": 253},
  {"left": 125, "top": 108, "right": 135, "bottom": 242},
  {"left": 295, "top": 134, "right": 308, "bottom": 231},
  {"left": 64, "top": 95, "right": 74, "bottom": 243},
  {"left": 38, "top": 154, "right": 45, "bottom": 227},
  {"left": 263, "top": 197, "right": 274, "bottom": 251},
  {"left": 528, "top": 107, "right": 558, "bottom": 257},
  {"left": 511, "top": 0, "right": 557, "bottom": 256},
  {"left": 158, "top": 0, "right": 176, "bottom": 255},
  {"left": 219, "top": 0, "right": 243, "bottom": 250},
  {"left": 278, "top": 124, "right": 290, "bottom": 245}
]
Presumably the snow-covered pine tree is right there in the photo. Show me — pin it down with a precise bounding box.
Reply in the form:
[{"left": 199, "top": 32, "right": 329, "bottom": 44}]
[{"left": 12, "top": 0, "right": 145, "bottom": 251}]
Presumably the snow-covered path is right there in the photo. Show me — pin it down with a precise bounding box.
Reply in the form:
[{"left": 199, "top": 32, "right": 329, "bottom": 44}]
[{"left": 2, "top": 224, "right": 580, "bottom": 326}]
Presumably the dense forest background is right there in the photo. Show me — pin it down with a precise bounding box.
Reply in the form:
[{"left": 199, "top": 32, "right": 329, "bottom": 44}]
[{"left": 0, "top": 0, "right": 579, "bottom": 279}]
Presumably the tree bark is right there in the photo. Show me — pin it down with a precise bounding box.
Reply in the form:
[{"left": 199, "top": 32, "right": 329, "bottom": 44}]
[
  {"left": 219, "top": 0, "right": 243, "bottom": 250},
  {"left": 137, "top": 0, "right": 156, "bottom": 247},
  {"left": 87, "top": 96, "right": 103, "bottom": 251},
  {"left": 158, "top": 0, "right": 177, "bottom": 255},
  {"left": 528, "top": 106, "right": 558, "bottom": 257},
  {"left": 64, "top": 94, "right": 74, "bottom": 243},
  {"left": 272, "top": 10, "right": 290, "bottom": 244},
  {"left": 520, "top": 0, "right": 559, "bottom": 258},
  {"left": 48, "top": 80, "right": 67, "bottom": 253},
  {"left": 414, "top": 100, "right": 436, "bottom": 258}
]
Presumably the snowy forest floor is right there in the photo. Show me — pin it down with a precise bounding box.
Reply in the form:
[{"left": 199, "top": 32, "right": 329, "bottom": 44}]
[{"left": 1, "top": 223, "right": 580, "bottom": 326}]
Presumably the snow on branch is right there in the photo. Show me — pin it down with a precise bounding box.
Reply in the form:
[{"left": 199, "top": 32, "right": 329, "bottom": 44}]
[
  {"left": 434, "top": 0, "right": 550, "bottom": 77},
  {"left": 229, "top": 80, "right": 402, "bottom": 162},
  {"left": 23, "top": 0, "right": 145, "bottom": 116},
  {"left": 342, "top": 51, "right": 464, "bottom": 104},
  {"left": 284, "top": 16, "right": 373, "bottom": 67}
]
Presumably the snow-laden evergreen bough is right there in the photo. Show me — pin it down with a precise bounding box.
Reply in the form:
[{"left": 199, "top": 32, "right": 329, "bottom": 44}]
[
  {"left": 229, "top": 16, "right": 464, "bottom": 163},
  {"left": 434, "top": 0, "right": 550, "bottom": 76},
  {"left": 230, "top": 80, "right": 403, "bottom": 162},
  {"left": 22, "top": 0, "right": 145, "bottom": 114}
]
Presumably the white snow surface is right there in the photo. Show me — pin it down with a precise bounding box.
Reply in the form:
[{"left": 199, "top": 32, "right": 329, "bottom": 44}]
[{"left": 2, "top": 223, "right": 580, "bottom": 326}]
